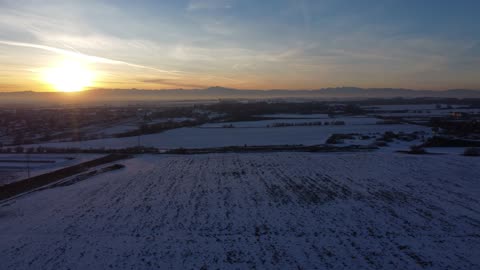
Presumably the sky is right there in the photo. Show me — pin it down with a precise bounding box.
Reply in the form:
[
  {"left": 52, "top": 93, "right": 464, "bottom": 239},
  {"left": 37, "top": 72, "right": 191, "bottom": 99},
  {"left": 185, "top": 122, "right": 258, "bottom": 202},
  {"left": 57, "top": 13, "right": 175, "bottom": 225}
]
[{"left": 1, "top": 0, "right": 480, "bottom": 92}]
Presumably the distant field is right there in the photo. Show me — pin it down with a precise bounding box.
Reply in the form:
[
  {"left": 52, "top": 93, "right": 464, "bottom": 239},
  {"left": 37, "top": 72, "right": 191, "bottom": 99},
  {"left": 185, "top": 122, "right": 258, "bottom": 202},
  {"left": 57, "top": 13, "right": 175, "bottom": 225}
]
[
  {"left": 363, "top": 104, "right": 480, "bottom": 117},
  {"left": 201, "top": 116, "right": 379, "bottom": 128},
  {"left": 1, "top": 153, "right": 478, "bottom": 269},
  {"left": 77, "top": 117, "right": 197, "bottom": 138},
  {"left": 258, "top": 113, "right": 331, "bottom": 119},
  {"left": 20, "top": 120, "right": 430, "bottom": 150}
]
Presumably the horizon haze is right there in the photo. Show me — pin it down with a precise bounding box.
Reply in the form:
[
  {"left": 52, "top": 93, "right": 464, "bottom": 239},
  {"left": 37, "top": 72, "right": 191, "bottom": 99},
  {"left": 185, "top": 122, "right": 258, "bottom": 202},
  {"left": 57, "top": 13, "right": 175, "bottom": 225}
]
[{"left": 1, "top": 86, "right": 480, "bottom": 105}]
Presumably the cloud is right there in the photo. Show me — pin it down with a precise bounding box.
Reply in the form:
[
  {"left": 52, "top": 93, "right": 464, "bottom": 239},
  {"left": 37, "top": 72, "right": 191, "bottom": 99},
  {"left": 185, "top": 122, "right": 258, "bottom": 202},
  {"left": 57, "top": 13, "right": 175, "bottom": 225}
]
[
  {"left": 0, "top": 40, "right": 179, "bottom": 74},
  {"left": 140, "top": 78, "right": 207, "bottom": 88},
  {"left": 187, "top": 0, "right": 234, "bottom": 11}
]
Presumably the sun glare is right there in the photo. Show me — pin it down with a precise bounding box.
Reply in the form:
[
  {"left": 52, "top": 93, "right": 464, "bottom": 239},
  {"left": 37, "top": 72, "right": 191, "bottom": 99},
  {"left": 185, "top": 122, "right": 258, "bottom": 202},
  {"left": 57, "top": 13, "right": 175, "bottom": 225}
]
[{"left": 43, "top": 60, "right": 94, "bottom": 92}]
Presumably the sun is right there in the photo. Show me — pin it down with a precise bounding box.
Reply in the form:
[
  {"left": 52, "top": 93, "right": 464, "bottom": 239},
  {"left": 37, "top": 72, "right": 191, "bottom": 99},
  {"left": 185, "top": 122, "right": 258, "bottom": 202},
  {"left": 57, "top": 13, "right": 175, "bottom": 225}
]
[{"left": 43, "top": 60, "right": 94, "bottom": 92}]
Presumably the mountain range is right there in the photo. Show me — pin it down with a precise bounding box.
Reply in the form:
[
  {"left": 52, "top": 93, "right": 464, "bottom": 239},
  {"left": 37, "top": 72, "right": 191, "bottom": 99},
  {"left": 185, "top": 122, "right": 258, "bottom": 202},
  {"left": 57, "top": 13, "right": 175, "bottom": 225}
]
[{"left": 1, "top": 87, "right": 480, "bottom": 105}]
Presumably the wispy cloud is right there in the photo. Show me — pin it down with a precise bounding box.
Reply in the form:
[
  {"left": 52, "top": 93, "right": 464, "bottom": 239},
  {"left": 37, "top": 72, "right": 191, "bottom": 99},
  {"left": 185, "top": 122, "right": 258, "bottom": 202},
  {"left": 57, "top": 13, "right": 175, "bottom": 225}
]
[
  {"left": 140, "top": 78, "right": 207, "bottom": 89},
  {"left": 0, "top": 40, "right": 179, "bottom": 74},
  {"left": 187, "top": 0, "right": 234, "bottom": 11}
]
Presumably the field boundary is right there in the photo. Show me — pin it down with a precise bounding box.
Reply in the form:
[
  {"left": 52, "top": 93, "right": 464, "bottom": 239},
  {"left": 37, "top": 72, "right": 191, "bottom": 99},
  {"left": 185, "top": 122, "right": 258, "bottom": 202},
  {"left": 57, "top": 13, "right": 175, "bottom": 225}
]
[
  {"left": 0, "top": 154, "right": 130, "bottom": 201},
  {"left": 166, "top": 144, "right": 377, "bottom": 154}
]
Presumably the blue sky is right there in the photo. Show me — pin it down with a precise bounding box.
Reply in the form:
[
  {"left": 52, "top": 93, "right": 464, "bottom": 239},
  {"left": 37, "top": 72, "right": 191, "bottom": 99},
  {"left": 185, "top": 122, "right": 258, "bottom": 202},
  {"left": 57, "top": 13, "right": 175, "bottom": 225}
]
[{"left": 0, "top": 0, "right": 479, "bottom": 91}]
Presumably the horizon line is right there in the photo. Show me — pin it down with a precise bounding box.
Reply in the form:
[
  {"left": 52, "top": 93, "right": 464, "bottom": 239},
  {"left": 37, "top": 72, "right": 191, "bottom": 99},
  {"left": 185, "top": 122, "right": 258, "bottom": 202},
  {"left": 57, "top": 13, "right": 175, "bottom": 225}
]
[{"left": 1, "top": 86, "right": 480, "bottom": 94}]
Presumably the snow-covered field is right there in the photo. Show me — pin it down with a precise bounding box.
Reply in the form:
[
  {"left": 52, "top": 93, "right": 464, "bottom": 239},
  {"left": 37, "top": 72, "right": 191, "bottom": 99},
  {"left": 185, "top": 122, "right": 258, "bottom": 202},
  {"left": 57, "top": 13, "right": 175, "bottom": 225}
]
[
  {"left": 201, "top": 116, "right": 379, "bottom": 128},
  {"left": 0, "top": 154, "right": 102, "bottom": 186},
  {"left": 21, "top": 122, "right": 431, "bottom": 150},
  {"left": 363, "top": 104, "right": 466, "bottom": 111},
  {"left": 87, "top": 122, "right": 138, "bottom": 136},
  {"left": 363, "top": 104, "right": 479, "bottom": 117},
  {"left": 370, "top": 109, "right": 480, "bottom": 118},
  {"left": 258, "top": 113, "right": 331, "bottom": 119},
  {"left": 81, "top": 117, "right": 197, "bottom": 138},
  {"left": 0, "top": 153, "right": 478, "bottom": 269}
]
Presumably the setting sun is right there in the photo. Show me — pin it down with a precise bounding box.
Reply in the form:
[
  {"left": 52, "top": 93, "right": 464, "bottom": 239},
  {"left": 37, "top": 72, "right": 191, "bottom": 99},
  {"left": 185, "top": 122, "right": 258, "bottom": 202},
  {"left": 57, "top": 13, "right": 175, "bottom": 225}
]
[{"left": 43, "top": 60, "right": 94, "bottom": 92}]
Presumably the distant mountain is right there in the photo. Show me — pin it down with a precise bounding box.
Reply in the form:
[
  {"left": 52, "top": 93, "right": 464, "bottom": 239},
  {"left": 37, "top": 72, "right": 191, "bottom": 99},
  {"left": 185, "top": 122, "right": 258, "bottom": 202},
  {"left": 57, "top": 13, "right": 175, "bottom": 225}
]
[{"left": 1, "top": 87, "right": 480, "bottom": 105}]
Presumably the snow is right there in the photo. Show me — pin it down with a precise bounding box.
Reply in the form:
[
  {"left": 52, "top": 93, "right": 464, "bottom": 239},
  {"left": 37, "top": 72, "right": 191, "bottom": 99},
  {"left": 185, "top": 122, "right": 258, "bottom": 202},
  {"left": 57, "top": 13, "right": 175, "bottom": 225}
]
[
  {"left": 201, "top": 116, "right": 379, "bottom": 128},
  {"left": 259, "top": 113, "right": 331, "bottom": 119},
  {"left": 1, "top": 152, "right": 478, "bottom": 269},
  {"left": 150, "top": 117, "right": 195, "bottom": 124},
  {"left": 369, "top": 109, "right": 480, "bottom": 118},
  {"left": 363, "top": 104, "right": 480, "bottom": 117},
  {"left": 363, "top": 104, "right": 466, "bottom": 111},
  {"left": 0, "top": 153, "right": 102, "bottom": 186},
  {"left": 90, "top": 123, "right": 138, "bottom": 136},
  {"left": 20, "top": 123, "right": 431, "bottom": 150},
  {"left": 83, "top": 117, "right": 196, "bottom": 137}
]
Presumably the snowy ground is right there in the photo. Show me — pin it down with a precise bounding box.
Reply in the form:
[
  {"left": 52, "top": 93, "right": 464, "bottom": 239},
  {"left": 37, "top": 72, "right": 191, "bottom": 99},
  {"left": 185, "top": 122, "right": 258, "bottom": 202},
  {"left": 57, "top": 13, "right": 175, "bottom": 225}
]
[
  {"left": 258, "top": 113, "right": 331, "bottom": 119},
  {"left": 20, "top": 122, "right": 431, "bottom": 150},
  {"left": 80, "top": 117, "right": 197, "bottom": 138},
  {"left": 201, "top": 116, "right": 379, "bottom": 128},
  {"left": 0, "top": 154, "right": 102, "bottom": 186},
  {"left": 0, "top": 153, "right": 479, "bottom": 269},
  {"left": 362, "top": 104, "right": 467, "bottom": 111},
  {"left": 363, "top": 104, "right": 479, "bottom": 117}
]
